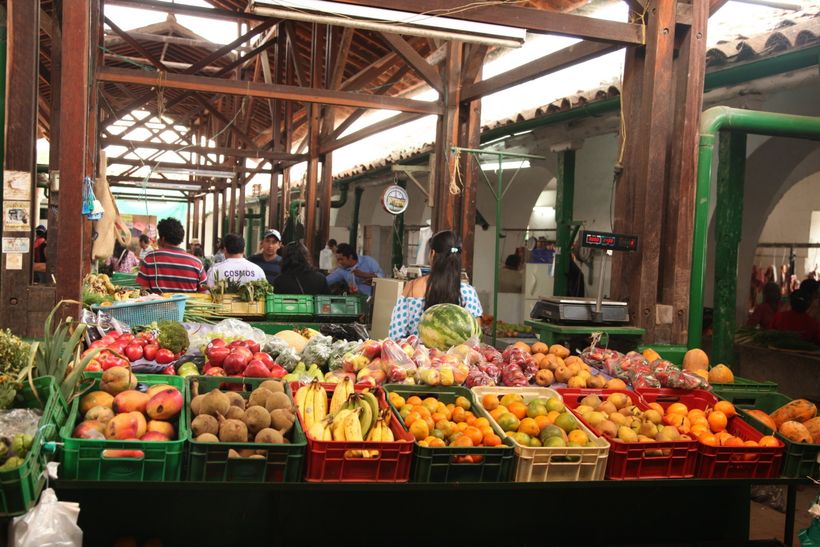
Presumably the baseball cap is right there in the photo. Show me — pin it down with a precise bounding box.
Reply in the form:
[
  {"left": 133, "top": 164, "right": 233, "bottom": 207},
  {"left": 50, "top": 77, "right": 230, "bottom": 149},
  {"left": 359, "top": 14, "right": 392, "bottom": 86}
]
[
  {"left": 35, "top": 225, "right": 46, "bottom": 234},
  {"left": 263, "top": 229, "right": 282, "bottom": 241}
]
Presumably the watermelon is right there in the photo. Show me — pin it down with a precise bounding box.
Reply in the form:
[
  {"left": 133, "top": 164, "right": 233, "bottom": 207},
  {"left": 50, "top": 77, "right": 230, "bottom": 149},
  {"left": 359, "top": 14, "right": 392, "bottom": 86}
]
[{"left": 418, "top": 304, "right": 481, "bottom": 350}]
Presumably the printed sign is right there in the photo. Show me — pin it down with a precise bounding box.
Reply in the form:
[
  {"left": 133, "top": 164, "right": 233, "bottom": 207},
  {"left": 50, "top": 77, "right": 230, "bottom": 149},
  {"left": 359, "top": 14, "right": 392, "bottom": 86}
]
[
  {"left": 2, "top": 237, "right": 29, "bottom": 253},
  {"left": 3, "top": 171, "right": 31, "bottom": 200},
  {"left": 381, "top": 185, "right": 409, "bottom": 215},
  {"left": 3, "top": 201, "right": 31, "bottom": 230},
  {"left": 6, "top": 253, "right": 22, "bottom": 270}
]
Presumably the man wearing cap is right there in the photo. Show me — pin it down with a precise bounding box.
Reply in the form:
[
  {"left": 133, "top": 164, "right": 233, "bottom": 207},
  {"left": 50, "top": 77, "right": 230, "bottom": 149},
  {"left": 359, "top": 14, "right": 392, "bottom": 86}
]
[{"left": 248, "top": 229, "right": 283, "bottom": 284}]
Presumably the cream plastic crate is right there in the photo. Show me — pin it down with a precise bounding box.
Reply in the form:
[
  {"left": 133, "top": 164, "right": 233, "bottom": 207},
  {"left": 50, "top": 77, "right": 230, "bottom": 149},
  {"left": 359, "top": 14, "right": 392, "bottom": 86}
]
[{"left": 472, "top": 386, "right": 609, "bottom": 482}]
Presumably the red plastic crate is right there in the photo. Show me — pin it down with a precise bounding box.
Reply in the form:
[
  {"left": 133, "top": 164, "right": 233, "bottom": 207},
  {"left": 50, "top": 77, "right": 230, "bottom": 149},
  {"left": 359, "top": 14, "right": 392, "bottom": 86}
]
[
  {"left": 291, "top": 382, "right": 414, "bottom": 482},
  {"left": 695, "top": 416, "right": 784, "bottom": 478},
  {"left": 635, "top": 388, "right": 718, "bottom": 411},
  {"left": 558, "top": 388, "right": 698, "bottom": 480}
]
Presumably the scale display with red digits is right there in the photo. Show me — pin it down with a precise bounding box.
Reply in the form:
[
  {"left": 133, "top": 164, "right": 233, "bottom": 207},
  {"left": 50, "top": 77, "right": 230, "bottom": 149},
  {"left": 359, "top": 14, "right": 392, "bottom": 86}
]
[{"left": 530, "top": 230, "right": 639, "bottom": 324}]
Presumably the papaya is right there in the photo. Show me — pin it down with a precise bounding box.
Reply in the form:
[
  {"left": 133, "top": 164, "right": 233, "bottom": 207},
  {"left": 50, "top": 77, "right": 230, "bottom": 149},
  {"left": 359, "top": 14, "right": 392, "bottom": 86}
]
[
  {"left": 778, "top": 421, "right": 813, "bottom": 443},
  {"left": 769, "top": 399, "right": 817, "bottom": 428},
  {"left": 802, "top": 416, "right": 820, "bottom": 444},
  {"left": 708, "top": 364, "right": 734, "bottom": 384},
  {"left": 746, "top": 409, "right": 777, "bottom": 432},
  {"left": 682, "top": 349, "right": 709, "bottom": 373}
]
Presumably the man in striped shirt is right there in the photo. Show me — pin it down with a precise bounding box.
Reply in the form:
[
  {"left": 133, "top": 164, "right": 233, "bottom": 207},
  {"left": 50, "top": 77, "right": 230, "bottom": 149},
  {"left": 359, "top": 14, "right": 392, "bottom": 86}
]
[{"left": 137, "top": 218, "right": 207, "bottom": 293}]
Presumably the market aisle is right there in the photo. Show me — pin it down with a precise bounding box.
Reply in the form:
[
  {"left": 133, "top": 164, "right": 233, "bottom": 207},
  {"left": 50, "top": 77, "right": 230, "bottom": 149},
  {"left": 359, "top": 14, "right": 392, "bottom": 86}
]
[{"left": 749, "top": 484, "right": 815, "bottom": 545}]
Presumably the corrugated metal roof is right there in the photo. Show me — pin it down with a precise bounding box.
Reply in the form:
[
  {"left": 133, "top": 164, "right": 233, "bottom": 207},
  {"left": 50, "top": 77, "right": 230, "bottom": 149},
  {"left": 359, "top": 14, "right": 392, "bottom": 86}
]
[{"left": 332, "top": 10, "right": 820, "bottom": 181}]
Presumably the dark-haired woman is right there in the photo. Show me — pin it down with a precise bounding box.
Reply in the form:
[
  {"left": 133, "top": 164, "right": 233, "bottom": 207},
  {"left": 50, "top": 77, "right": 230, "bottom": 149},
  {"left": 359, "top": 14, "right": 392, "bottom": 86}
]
[
  {"left": 273, "top": 242, "right": 330, "bottom": 295},
  {"left": 388, "top": 230, "right": 482, "bottom": 340}
]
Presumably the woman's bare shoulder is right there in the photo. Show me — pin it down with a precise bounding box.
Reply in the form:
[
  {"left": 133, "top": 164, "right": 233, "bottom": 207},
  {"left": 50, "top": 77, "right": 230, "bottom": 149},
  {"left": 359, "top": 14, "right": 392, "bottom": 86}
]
[{"left": 403, "top": 276, "right": 428, "bottom": 297}]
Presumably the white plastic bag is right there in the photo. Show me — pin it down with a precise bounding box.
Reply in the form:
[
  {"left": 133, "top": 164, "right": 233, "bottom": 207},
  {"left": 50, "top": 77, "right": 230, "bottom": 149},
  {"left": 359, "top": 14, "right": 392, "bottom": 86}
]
[{"left": 9, "top": 488, "right": 82, "bottom": 547}]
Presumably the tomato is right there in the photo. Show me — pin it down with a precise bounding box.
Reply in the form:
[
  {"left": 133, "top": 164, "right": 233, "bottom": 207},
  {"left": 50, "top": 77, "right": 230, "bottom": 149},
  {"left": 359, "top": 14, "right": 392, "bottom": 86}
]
[
  {"left": 100, "top": 353, "right": 127, "bottom": 371},
  {"left": 124, "top": 344, "right": 144, "bottom": 362},
  {"left": 143, "top": 344, "right": 159, "bottom": 361},
  {"left": 155, "top": 348, "right": 175, "bottom": 365},
  {"left": 84, "top": 359, "right": 102, "bottom": 372},
  {"left": 100, "top": 335, "right": 117, "bottom": 345},
  {"left": 118, "top": 334, "right": 135, "bottom": 344},
  {"left": 108, "top": 342, "right": 128, "bottom": 354},
  {"left": 90, "top": 340, "right": 107, "bottom": 349}
]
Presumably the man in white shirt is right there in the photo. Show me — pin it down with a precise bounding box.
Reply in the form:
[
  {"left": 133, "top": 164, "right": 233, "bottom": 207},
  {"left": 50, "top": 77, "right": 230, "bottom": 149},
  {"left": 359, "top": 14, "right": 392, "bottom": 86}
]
[
  {"left": 138, "top": 234, "right": 154, "bottom": 260},
  {"left": 319, "top": 238, "right": 337, "bottom": 272},
  {"left": 206, "top": 233, "right": 266, "bottom": 287}
]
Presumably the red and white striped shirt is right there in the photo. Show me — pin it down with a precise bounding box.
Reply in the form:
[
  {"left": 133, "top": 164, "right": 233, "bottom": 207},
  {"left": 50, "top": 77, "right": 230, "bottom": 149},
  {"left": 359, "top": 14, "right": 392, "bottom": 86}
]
[{"left": 137, "top": 247, "right": 207, "bottom": 293}]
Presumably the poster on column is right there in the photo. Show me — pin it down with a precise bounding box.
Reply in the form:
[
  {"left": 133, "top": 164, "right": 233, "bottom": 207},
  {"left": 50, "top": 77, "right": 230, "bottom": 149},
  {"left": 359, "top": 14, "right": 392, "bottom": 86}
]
[
  {"left": 3, "top": 171, "right": 32, "bottom": 200},
  {"left": 3, "top": 201, "right": 31, "bottom": 230}
]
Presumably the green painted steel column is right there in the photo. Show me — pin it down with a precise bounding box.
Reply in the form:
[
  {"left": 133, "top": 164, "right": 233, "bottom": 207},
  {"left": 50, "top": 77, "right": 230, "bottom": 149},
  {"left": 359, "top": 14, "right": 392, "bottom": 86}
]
[
  {"left": 553, "top": 150, "right": 576, "bottom": 297},
  {"left": 350, "top": 187, "right": 363, "bottom": 248},
  {"left": 712, "top": 132, "right": 746, "bottom": 366},
  {"left": 492, "top": 157, "right": 503, "bottom": 347},
  {"left": 391, "top": 180, "right": 405, "bottom": 270}
]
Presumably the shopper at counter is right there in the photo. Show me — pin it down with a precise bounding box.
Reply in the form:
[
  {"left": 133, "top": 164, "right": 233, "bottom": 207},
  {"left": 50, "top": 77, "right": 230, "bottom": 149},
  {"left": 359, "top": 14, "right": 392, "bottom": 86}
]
[
  {"left": 388, "top": 230, "right": 482, "bottom": 340},
  {"left": 207, "top": 233, "right": 266, "bottom": 288},
  {"left": 499, "top": 254, "right": 524, "bottom": 292},
  {"left": 771, "top": 289, "right": 819, "bottom": 343},
  {"left": 248, "top": 229, "right": 283, "bottom": 284},
  {"left": 137, "top": 217, "right": 207, "bottom": 293},
  {"left": 274, "top": 242, "right": 330, "bottom": 295},
  {"left": 326, "top": 243, "right": 383, "bottom": 296}
]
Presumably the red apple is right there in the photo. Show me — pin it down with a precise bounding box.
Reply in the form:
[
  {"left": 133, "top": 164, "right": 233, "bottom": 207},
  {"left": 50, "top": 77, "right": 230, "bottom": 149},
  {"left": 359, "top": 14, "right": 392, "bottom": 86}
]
[
  {"left": 223, "top": 353, "right": 249, "bottom": 375},
  {"left": 124, "top": 344, "right": 144, "bottom": 362},
  {"left": 246, "top": 340, "right": 261, "bottom": 354},
  {"left": 84, "top": 360, "right": 102, "bottom": 372},
  {"left": 360, "top": 340, "right": 382, "bottom": 360},
  {"left": 207, "top": 338, "right": 226, "bottom": 349},
  {"left": 228, "top": 340, "right": 248, "bottom": 349},
  {"left": 155, "top": 348, "right": 175, "bottom": 365},
  {"left": 143, "top": 344, "right": 159, "bottom": 361},
  {"left": 269, "top": 363, "right": 287, "bottom": 378},
  {"left": 206, "top": 347, "right": 230, "bottom": 366},
  {"left": 253, "top": 352, "right": 274, "bottom": 369},
  {"left": 205, "top": 367, "right": 226, "bottom": 377},
  {"left": 243, "top": 361, "right": 271, "bottom": 378},
  {"left": 231, "top": 346, "right": 253, "bottom": 364}
]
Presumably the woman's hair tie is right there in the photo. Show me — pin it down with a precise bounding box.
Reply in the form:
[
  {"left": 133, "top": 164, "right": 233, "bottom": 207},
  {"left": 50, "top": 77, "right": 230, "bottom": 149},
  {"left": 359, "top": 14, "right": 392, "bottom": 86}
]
[{"left": 450, "top": 247, "right": 461, "bottom": 254}]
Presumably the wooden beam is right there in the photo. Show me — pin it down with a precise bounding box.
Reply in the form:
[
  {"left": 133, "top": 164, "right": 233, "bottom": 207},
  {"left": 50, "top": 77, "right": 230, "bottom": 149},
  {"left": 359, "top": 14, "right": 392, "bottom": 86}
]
[
  {"left": 462, "top": 41, "right": 620, "bottom": 102},
  {"left": 329, "top": 0, "right": 644, "bottom": 45},
  {"left": 105, "top": 0, "right": 268, "bottom": 22},
  {"left": 339, "top": 52, "right": 401, "bottom": 91},
  {"left": 102, "top": 137, "right": 306, "bottom": 161},
  {"left": 103, "top": 17, "right": 169, "bottom": 71},
  {"left": 321, "top": 112, "right": 426, "bottom": 155},
  {"left": 709, "top": 0, "right": 731, "bottom": 16},
  {"left": 193, "top": 94, "right": 260, "bottom": 150},
  {"left": 284, "top": 23, "right": 309, "bottom": 87},
  {"left": 104, "top": 31, "right": 232, "bottom": 50},
  {"left": 433, "top": 41, "right": 463, "bottom": 233},
  {"left": 183, "top": 19, "right": 276, "bottom": 75},
  {"left": 97, "top": 66, "right": 442, "bottom": 114},
  {"left": 329, "top": 28, "right": 354, "bottom": 90},
  {"left": 380, "top": 33, "right": 443, "bottom": 93}
]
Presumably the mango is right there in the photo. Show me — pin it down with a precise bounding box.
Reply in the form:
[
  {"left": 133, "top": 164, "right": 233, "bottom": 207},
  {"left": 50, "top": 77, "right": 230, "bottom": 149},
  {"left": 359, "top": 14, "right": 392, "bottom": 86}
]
[
  {"left": 113, "top": 390, "right": 150, "bottom": 414},
  {"left": 80, "top": 391, "right": 114, "bottom": 415},
  {"left": 146, "top": 384, "right": 176, "bottom": 398},
  {"left": 147, "top": 420, "right": 175, "bottom": 438},
  {"left": 105, "top": 412, "right": 147, "bottom": 440},
  {"left": 146, "top": 388, "right": 183, "bottom": 420},
  {"left": 140, "top": 432, "right": 170, "bottom": 441},
  {"left": 101, "top": 366, "right": 137, "bottom": 396},
  {"left": 73, "top": 420, "right": 106, "bottom": 439}
]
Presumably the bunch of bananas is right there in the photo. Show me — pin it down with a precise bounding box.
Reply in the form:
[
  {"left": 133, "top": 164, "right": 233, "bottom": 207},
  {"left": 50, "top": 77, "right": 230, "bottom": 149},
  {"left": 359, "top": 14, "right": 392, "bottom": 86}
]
[
  {"left": 296, "top": 377, "right": 393, "bottom": 458},
  {"left": 83, "top": 273, "right": 140, "bottom": 301}
]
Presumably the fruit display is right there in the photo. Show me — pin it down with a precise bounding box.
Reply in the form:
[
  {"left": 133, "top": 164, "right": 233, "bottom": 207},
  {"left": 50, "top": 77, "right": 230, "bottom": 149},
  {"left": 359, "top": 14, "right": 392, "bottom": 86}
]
[
  {"left": 203, "top": 337, "right": 286, "bottom": 379},
  {"left": 82, "top": 326, "right": 186, "bottom": 375},
  {"left": 82, "top": 273, "right": 140, "bottom": 304},
  {"left": 72, "top": 370, "right": 183, "bottom": 443},
  {"left": 483, "top": 321, "right": 533, "bottom": 338},
  {"left": 581, "top": 346, "right": 710, "bottom": 390},
  {"left": 743, "top": 397, "right": 819, "bottom": 443},
  {"left": 0, "top": 433, "right": 34, "bottom": 472},
  {"left": 418, "top": 303, "right": 481, "bottom": 350}
]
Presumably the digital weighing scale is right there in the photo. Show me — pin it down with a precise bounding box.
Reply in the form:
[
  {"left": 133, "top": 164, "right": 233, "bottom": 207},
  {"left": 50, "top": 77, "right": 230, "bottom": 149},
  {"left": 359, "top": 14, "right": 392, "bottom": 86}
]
[{"left": 530, "top": 296, "right": 630, "bottom": 324}]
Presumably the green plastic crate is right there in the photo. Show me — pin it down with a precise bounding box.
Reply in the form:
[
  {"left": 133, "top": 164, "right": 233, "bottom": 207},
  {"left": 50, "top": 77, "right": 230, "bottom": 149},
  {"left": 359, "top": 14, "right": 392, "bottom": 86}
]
[
  {"left": 265, "top": 294, "right": 314, "bottom": 318},
  {"left": 186, "top": 376, "right": 306, "bottom": 482},
  {"left": 253, "top": 323, "right": 322, "bottom": 335},
  {"left": 710, "top": 376, "right": 778, "bottom": 396},
  {"left": 111, "top": 272, "right": 139, "bottom": 288},
  {"left": 0, "top": 376, "right": 68, "bottom": 516},
  {"left": 59, "top": 375, "right": 187, "bottom": 481},
  {"left": 384, "top": 385, "right": 515, "bottom": 483},
  {"left": 314, "top": 296, "right": 361, "bottom": 319},
  {"left": 718, "top": 391, "right": 818, "bottom": 479}
]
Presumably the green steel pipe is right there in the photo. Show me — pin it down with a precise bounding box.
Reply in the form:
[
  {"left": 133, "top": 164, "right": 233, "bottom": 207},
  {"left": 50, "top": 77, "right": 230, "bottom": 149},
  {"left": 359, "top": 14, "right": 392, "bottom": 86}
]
[
  {"left": 688, "top": 107, "right": 820, "bottom": 349},
  {"left": 553, "top": 150, "right": 576, "bottom": 297},
  {"left": 350, "top": 187, "right": 363, "bottom": 247}
]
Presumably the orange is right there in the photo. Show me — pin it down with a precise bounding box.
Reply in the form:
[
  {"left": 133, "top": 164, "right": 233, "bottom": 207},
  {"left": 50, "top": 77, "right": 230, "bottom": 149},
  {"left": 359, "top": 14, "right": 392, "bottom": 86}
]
[
  {"left": 690, "top": 415, "right": 709, "bottom": 428},
  {"left": 534, "top": 415, "right": 551, "bottom": 430},
  {"left": 545, "top": 410, "right": 561, "bottom": 425},
  {"left": 404, "top": 411, "right": 421, "bottom": 427},
  {"left": 422, "top": 398, "right": 439, "bottom": 414},
  {"left": 463, "top": 426, "right": 483, "bottom": 445},
  {"left": 473, "top": 417, "right": 490, "bottom": 429},
  {"left": 409, "top": 419, "right": 429, "bottom": 441},
  {"left": 451, "top": 407, "right": 467, "bottom": 423},
  {"left": 508, "top": 402, "right": 528, "bottom": 421},
  {"left": 451, "top": 435, "right": 474, "bottom": 447},
  {"left": 415, "top": 406, "right": 432, "bottom": 419},
  {"left": 723, "top": 436, "right": 744, "bottom": 447},
  {"left": 456, "top": 422, "right": 469, "bottom": 432},
  {"left": 700, "top": 433, "right": 719, "bottom": 447},
  {"left": 435, "top": 420, "right": 453, "bottom": 437},
  {"left": 424, "top": 416, "right": 436, "bottom": 431},
  {"left": 465, "top": 413, "right": 477, "bottom": 426},
  {"left": 406, "top": 396, "right": 423, "bottom": 406},
  {"left": 389, "top": 393, "right": 405, "bottom": 409},
  {"left": 455, "top": 396, "right": 471, "bottom": 410},
  {"left": 666, "top": 402, "right": 689, "bottom": 416},
  {"left": 647, "top": 402, "right": 664, "bottom": 414},
  {"left": 479, "top": 425, "right": 494, "bottom": 438},
  {"left": 427, "top": 437, "right": 446, "bottom": 448},
  {"left": 707, "top": 410, "right": 728, "bottom": 433},
  {"left": 690, "top": 424, "right": 709, "bottom": 438},
  {"left": 716, "top": 431, "right": 733, "bottom": 445},
  {"left": 687, "top": 409, "right": 706, "bottom": 421},
  {"left": 483, "top": 433, "right": 502, "bottom": 447},
  {"left": 482, "top": 394, "right": 499, "bottom": 411},
  {"left": 518, "top": 418, "right": 540, "bottom": 437},
  {"left": 490, "top": 407, "right": 506, "bottom": 421},
  {"left": 436, "top": 402, "right": 448, "bottom": 415},
  {"left": 743, "top": 440, "right": 758, "bottom": 447},
  {"left": 759, "top": 435, "right": 780, "bottom": 447},
  {"left": 664, "top": 413, "right": 691, "bottom": 434},
  {"left": 431, "top": 412, "right": 448, "bottom": 424},
  {"left": 714, "top": 401, "right": 736, "bottom": 418}
]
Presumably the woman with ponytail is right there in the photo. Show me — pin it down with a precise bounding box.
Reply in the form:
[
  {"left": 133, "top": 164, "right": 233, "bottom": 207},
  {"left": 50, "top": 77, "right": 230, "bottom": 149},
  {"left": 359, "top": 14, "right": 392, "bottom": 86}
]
[{"left": 389, "top": 230, "right": 482, "bottom": 340}]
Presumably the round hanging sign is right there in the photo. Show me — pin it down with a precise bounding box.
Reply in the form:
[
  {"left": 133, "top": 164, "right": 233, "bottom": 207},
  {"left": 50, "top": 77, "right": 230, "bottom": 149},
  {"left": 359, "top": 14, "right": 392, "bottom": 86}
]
[{"left": 381, "top": 185, "right": 409, "bottom": 215}]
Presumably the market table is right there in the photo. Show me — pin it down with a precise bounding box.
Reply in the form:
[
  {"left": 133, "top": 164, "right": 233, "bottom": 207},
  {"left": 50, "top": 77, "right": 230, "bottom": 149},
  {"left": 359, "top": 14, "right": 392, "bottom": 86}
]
[
  {"left": 526, "top": 320, "right": 645, "bottom": 353},
  {"left": 48, "top": 477, "right": 808, "bottom": 546}
]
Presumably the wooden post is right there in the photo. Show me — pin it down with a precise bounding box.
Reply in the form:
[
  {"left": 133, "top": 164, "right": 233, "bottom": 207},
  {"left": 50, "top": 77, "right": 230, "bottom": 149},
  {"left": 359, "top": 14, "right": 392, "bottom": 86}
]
[
  {"left": 212, "top": 188, "right": 221, "bottom": 250},
  {"left": 432, "top": 41, "right": 462, "bottom": 233},
  {"left": 56, "top": 0, "right": 92, "bottom": 313},
  {"left": 237, "top": 173, "right": 246, "bottom": 234},
  {"left": 319, "top": 153, "right": 333, "bottom": 250},
  {"left": 305, "top": 104, "right": 320, "bottom": 254},
  {"left": 268, "top": 166, "right": 279, "bottom": 231},
  {"left": 1, "top": 0, "right": 39, "bottom": 332},
  {"left": 228, "top": 175, "right": 237, "bottom": 234},
  {"left": 200, "top": 195, "right": 207, "bottom": 250}
]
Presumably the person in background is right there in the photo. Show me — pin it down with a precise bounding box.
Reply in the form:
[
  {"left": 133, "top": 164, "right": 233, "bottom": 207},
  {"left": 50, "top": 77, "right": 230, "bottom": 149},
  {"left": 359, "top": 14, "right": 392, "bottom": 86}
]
[
  {"left": 747, "top": 282, "right": 781, "bottom": 329},
  {"left": 137, "top": 217, "right": 206, "bottom": 293},
  {"left": 326, "top": 243, "right": 383, "bottom": 296},
  {"left": 499, "top": 254, "right": 524, "bottom": 292},
  {"left": 138, "top": 234, "right": 154, "bottom": 260},
  {"left": 248, "top": 229, "right": 283, "bottom": 284},
  {"left": 529, "top": 237, "right": 555, "bottom": 264},
  {"left": 33, "top": 225, "right": 47, "bottom": 283},
  {"left": 207, "top": 233, "right": 266, "bottom": 288},
  {"left": 801, "top": 278, "right": 820, "bottom": 324},
  {"left": 771, "top": 289, "right": 819, "bottom": 343},
  {"left": 274, "top": 242, "right": 330, "bottom": 295},
  {"left": 107, "top": 239, "right": 139, "bottom": 273},
  {"left": 388, "top": 230, "right": 482, "bottom": 339},
  {"left": 319, "top": 238, "right": 337, "bottom": 272},
  {"left": 212, "top": 238, "right": 226, "bottom": 264}
]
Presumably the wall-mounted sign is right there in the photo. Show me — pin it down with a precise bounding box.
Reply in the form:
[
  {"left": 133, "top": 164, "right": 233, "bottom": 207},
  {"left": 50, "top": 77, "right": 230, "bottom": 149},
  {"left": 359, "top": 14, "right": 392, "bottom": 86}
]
[
  {"left": 2, "top": 237, "right": 29, "bottom": 253},
  {"left": 3, "top": 201, "right": 31, "bottom": 230},
  {"left": 3, "top": 171, "right": 31, "bottom": 200},
  {"left": 6, "top": 253, "right": 22, "bottom": 270},
  {"left": 381, "top": 185, "right": 409, "bottom": 215}
]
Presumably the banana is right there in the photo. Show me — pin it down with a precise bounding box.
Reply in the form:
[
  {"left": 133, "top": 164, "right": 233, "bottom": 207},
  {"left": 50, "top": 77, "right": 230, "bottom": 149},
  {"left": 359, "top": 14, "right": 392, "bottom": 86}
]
[
  {"left": 344, "top": 408, "right": 363, "bottom": 442},
  {"left": 313, "top": 381, "right": 328, "bottom": 423},
  {"left": 332, "top": 409, "right": 353, "bottom": 441},
  {"left": 357, "top": 395, "right": 374, "bottom": 438},
  {"left": 307, "top": 421, "right": 326, "bottom": 440},
  {"left": 323, "top": 421, "right": 333, "bottom": 441},
  {"left": 379, "top": 409, "right": 394, "bottom": 442},
  {"left": 295, "top": 384, "right": 310, "bottom": 412},
  {"left": 359, "top": 391, "right": 379, "bottom": 431},
  {"left": 302, "top": 383, "right": 316, "bottom": 430},
  {"left": 329, "top": 377, "right": 353, "bottom": 415}
]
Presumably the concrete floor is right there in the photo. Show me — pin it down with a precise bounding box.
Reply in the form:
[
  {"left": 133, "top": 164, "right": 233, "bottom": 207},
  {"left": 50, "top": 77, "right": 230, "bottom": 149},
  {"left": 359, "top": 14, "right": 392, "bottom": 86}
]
[{"left": 749, "top": 484, "right": 817, "bottom": 545}]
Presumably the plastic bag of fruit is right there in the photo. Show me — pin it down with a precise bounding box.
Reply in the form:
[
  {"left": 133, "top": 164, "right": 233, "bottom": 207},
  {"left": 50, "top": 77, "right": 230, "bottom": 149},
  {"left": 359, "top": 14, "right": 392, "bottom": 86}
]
[
  {"left": 381, "top": 339, "right": 417, "bottom": 383},
  {"left": 464, "top": 366, "right": 496, "bottom": 387},
  {"left": 653, "top": 360, "right": 711, "bottom": 390}
]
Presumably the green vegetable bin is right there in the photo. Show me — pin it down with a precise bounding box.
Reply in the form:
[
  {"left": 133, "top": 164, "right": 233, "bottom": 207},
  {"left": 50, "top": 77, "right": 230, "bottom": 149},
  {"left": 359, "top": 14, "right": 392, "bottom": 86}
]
[
  {"left": 266, "top": 294, "right": 314, "bottom": 319},
  {"left": 0, "top": 376, "right": 69, "bottom": 516},
  {"left": 59, "top": 375, "right": 187, "bottom": 481},
  {"left": 186, "top": 376, "right": 306, "bottom": 482}
]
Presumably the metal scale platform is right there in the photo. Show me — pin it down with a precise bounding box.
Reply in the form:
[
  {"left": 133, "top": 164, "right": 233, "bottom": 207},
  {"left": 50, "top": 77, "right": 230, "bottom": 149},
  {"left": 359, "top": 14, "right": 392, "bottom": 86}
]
[{"left": 530, "top": 296, "right": 630, "bottom": 324}]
